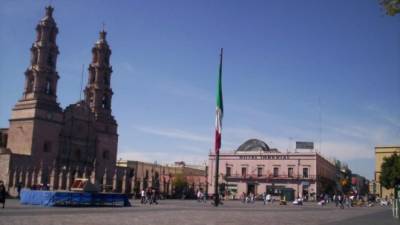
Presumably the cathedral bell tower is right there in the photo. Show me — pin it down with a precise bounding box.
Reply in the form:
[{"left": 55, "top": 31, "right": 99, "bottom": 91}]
[
  {"left": 7, "top": 6, "right": 63, "bottom": 164},
  {"left": 84, "top": 29, "right": 118, "bottom": 178},
  {"left": 84, "top": 30, "right": 115, "bottom": 124},
  {"left": 23, "top": 5, "right": 60, "bottom": 107}
]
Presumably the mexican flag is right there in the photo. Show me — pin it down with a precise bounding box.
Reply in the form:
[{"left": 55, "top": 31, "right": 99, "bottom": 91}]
[{"left": 215, "top": 48, "right": 224, "bottom": 154}]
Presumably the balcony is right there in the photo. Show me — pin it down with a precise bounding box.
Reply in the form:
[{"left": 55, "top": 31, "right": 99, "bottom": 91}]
[{"left": 223, "top": 173, "right": 316, "bottom": 182}]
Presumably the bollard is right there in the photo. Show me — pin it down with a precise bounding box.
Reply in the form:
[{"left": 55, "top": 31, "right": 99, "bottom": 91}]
[
  {"left": 398, "top": 199, "right": 400, "bottom": 219},
  {"left": 394, "top": 199, "right": 399, "bottom": 219}
]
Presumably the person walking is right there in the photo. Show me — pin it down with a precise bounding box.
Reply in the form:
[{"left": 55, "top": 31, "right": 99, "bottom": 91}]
[
  {"left": 266, "top": 193, "right": 272, "bottom": 204},
  {"left": 338, "top": 194, "right": 344, "bottom": 209},
  {"left": 150, "top": 188, "right": 158, "bottom": 205},
  {"left": 240, "top": 192, "right": 246, "bottom": 204},
  {"left": 197, "top": 190, "right": 202, "bottom": 203},
  {"left": 140, "top": 189, "right": 146, "bottom": 204},
  {"left": 263, "top": 192, "right": 267, "bottom": 205},
  {"left": 334, "top": 194, "right": 339, "bottom": 207},
  {"left": 0, "top": 181, "right": 6, "bottom": 209},
  {"left": 249, "top": 192, "right": 255, "bottom": 204},
  {"left": 146, "top": 188, "right": 152, "bottom": 203},
  {"left": 345, "top": 195, "right": 351, "bottom": 208},
  {"left": 16, "top": 182, "right": 22, "bottom": 198}
]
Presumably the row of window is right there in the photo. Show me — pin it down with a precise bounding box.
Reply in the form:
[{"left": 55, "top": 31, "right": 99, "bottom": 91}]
[{"left": 225, "top": 166, "right": 309, "bottom": 178}]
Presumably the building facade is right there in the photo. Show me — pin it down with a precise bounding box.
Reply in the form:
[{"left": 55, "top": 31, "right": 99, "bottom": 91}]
[
  {"left": 208, "top": 139, "right": 337, "bottom": 200},
  {"left": 374, "top": 146, "right": 400, "bottom": 198},
  {"left": 0, "top": 6, "right": 122, "bottom": 195},
  {"left": 117, "top": 160, "right": 207, "bottom": 198}
]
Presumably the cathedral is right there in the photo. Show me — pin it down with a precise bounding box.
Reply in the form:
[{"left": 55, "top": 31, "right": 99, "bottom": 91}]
[{"left": 0, "top": 6, "right": 122, "bottom": 194}]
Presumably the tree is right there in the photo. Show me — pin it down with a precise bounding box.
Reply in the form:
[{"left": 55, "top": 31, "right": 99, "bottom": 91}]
[
  {"left": 380, "top": 153, "right": 400, "bottom": 190},
  {"left": 172, "top": 174, "right": 188, "bottom": 198},
  {"left": 380, "top": 0, "right": 400, "bottom": 16}
]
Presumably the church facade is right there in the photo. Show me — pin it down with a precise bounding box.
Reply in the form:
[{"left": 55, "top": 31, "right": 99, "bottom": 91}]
[{"left": 0, "top": 6, "right": 123, "bottom": 194}]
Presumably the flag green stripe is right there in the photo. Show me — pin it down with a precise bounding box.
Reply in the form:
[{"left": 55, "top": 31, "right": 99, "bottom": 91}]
[{"left": 216, "top": 48, "right": 223, "bottom": 114}]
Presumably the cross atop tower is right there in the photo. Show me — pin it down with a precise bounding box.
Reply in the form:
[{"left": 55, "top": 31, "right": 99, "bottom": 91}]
[
  {"left": 99, "top": 22, "right": 107, "bottom": 41},
  {"left": 45, "top": 5, "right": 54, "bottom": 17}
]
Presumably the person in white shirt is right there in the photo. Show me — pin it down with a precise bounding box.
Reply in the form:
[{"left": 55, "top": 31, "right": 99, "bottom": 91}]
[
  {"left": 266, "top": 193, "right": 272, "bottom": 203},
  {"left": 141, "top": 189, "right": 146, "bottom": 204}
]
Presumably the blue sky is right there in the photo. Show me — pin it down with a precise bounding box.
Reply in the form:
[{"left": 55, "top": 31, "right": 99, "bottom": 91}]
[{"left": 0, "top": 0, "right": 399, "bottom": 179}]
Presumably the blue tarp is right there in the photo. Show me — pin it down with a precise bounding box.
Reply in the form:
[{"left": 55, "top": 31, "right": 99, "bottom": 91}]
[{"left": 20, "top": 189, "right": 131, "bottom": 207}]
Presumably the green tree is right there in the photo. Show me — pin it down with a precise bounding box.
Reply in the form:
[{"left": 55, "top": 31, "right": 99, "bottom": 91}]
[
  {"left": 172, "top": 174, "right": 188, "bottom": 198},
  {"left": 380, "top": 153, "right": 400, "bottom": 190},
  {"left": 380, "top": 0, "right": 400, "bottom": 16}
]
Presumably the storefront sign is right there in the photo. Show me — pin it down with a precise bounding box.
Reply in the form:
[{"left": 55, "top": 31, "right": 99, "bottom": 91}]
[
  {"left": 238, "top": 155, "right": 289, "bottom": 160},
  {"left": 296, "top": 141, "right": 314, "bottom": 149}
]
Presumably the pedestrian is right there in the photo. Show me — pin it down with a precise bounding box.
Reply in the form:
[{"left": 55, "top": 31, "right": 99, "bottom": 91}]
[
  {"left": 345, "top": 195, "right": 351, "bottom": 208},
  {"left": 17, "top": 182, "right": 22, "bottom": 198},
  {"left": 197, "top": 190, "right": 202, "bottom": 203},
  {"left": 338, "top": 194, "right": 344, "bottom": 209},
  {"left": 240, "top": 192, "right": 246, "bottom": 204},
  {"left": 0, "top": 180, "right": 6, "bottom": 209},
  {"left": 140, "top": 189, "right": 146, "bottom": 204},
  {"left": 150, "top": 188, "right": 158, "bottom": 205},
  {"left": 262, "top": 192, "right": 267, "bottom": 205},
  {"left": 334, "top": 194, "right": 339, "bottom": 207},
  {"left": 146, "top": 188, "right": 152, "bottom": 203},
  {"left": 266, "top": 193, "right": 272, "bottom": 204},
  {"left": 324, "top": 194, "right": 329, "bottom": 204},
  {"left": 244, "top": 193, "right": 249, "bottom": 204}
]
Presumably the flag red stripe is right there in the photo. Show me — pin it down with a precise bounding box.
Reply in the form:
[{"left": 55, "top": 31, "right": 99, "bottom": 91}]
[{"left": 215, "top": 130, "right": 221, "bottom": 154}]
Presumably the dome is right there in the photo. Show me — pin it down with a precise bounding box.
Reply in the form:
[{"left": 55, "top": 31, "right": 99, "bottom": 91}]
[{"left": 236, "top": 139, "right": 271, "bottom": 152}]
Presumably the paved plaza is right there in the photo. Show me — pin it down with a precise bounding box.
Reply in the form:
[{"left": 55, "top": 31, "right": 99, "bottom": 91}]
[{"left": 0, "top": 199, "right": 398, "bottom": 225}]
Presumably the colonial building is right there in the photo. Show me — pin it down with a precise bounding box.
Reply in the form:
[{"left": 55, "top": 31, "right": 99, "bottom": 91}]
[
  {"left": 0, "top": 6, "right": 121, "bottom": 195},
  {"left": 208, "top": 139, "right": 337, "bottom": 200},
  {"left": 117, "top": 160, "right": 207, "bottom": 197}
]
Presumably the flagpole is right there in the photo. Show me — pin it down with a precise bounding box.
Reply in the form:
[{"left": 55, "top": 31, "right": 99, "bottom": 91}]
[{"left": 214, "top": 48, "right": 223, "bottom": 207}]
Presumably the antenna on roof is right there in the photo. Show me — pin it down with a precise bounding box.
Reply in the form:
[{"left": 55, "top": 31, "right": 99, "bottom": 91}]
[{"left": 79, "top": 64, "right": 84, "bottom": 101}]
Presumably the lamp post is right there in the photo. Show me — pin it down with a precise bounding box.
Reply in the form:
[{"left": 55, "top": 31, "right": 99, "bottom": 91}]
[{"left": 297, "top": 159, "right": 300, "bottom": 198}]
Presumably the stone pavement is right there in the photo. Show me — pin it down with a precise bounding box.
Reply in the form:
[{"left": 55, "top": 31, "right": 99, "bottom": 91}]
[{"left": 0, "top": 199, "right": 398, "bottom": 225}]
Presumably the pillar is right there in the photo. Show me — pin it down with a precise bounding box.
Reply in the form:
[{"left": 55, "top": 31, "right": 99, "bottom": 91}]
[{"left": 121, "top": 170, "right": 127, "bottom": 194}]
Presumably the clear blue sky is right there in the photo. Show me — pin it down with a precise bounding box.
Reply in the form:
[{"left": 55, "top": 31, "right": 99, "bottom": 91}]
[{"left": 0, "top": 0, "right": 399, "bottom": 179}]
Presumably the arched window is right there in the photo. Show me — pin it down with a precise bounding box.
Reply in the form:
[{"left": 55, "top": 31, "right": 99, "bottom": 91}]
[
  {"left": 90, "top": 73, "right": 95, "bottom": 83},
  {"left": 49, "top": 29, "right": 56, "bottom": 43},
  {"left": 102, "top": 150, "right": 110, "bottom": 160},
  {"left": 47, "top": 54, "right": 54, "bottom": 67},
  {"left": 43, "top": 141, "right": 51, "bottom": 153},
  {"left": 45, "top": 79, "right": 52, "bottom": 95},
  {"left": 104, "top": 75, "right": 110, "bottom": 85},
  {"left": 102, "top": 95, "right": 109, "bottom": 109},
  {"left": 27, "top": 75, "right": 34, "bottom": 93},
  {"left": 31, "top": 49, "right": 38, "bottom": 65},
  {"left": 75, "top": 149, "right": 81, "bottom": 161},
  {"left": 36, "top": 27, "right": 42, "bottom": 41},
  {"left": 92, "top": 52, "right": 98, "bottom": 63},
  {"left": 88, "top": 93, "right": 94, "bottom": 108}
]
